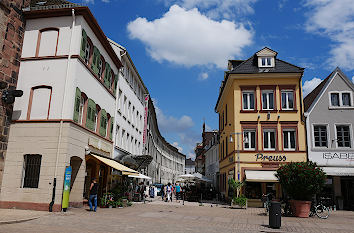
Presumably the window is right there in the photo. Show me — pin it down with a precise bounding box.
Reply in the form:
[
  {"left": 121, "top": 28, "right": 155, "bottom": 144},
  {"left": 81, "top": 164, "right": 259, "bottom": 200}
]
[
  {"left": 115, "top": 125, "right": 120, "bottom": 147},
  {"left": 98, "top": 57, "right": 103, "bottom": 77},
  {"left": 342, "top": 93, "right": 351, "bottom": 106},
  {"left": 263, "top": 129, "right": 276, "bottom": 150},
  {"left": 37, "top": 29, "right": 58, "bottom": 57},
  {"left": 331, "top": 93, "right": 340, "bottom": 106},
  {"left": 22, "top": 154, "right": 42, "bottom": 188},
  {"left": 242, "top": 91, "right": 255, "bottom": 110},
  {"left": 314, "top": 125, "right": 328, "bottom": 147},
  {"left": 243, "top": 130, "right": 256, "bottom": 150},
  {"left": 259, "top": 57, "right": 272, "bottom": 67},
  {"left": 78, "top": 95, "right": 85, "bottom": 124},
  {"left": 330, "top": 92, "right": 353, "bottom": 107},
  {"left": 262, "top": 90, "right": 274, "bottom": 110},
  {"left": 117, "top": 89, "right": 122, "bottom": 111},
  {"left": 336, "top": 125, "right": 351, "bottom": 148},
  {"left": 84, "top": 40, "right": 91, "bottom": 64},
  {"left": 29, "top": 86, "right": 52, "bottom": 120},
  {"left": 281, "top": 90, "right": 294, "bottom": 110},
  {"left": 283, "top": 129, "right": 296, "bottom": 150}
]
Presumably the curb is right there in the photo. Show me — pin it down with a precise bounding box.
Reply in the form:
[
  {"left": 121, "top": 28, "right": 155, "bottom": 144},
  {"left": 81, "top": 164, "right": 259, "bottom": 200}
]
[{"left": 0, "top": 216, "right": 41, "bottom": 225}]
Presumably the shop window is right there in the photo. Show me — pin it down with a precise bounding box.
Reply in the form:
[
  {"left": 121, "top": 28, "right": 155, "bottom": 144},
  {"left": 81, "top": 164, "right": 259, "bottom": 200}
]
[
  {"left": 28, "top": 86, "right": 52, "bottom": 120},
  {"left": 243, "top": 130, "right": 256, "bottom": 150},
  {"left": 314, "top": 125, "right": 328, "bottom": 147},
  {"left": 245, "top": 182, "right": 262, "bottom": 199},
  {"left": 262, "top": 90, "right": 274, "bottom": 110},
  {"left": 281, "top": 90, "right": 294, "bottom": 110},
  {"left": 242, "top": 91, "right": 255, "bottom": 110},
  {"left": 22, "top": 154, "right": 42, "bottom": 188},
  {"left": 263, "top": 129, "right": 276, "bottom": 150},
  {"left": 37, "top": 29, "right": 58, "bottom": 57},
  {"left": 336, "top": 125, "right": 351, "bottom": 148},
  {"left": 283, "top": 129, "right": 296, "bottom": 150}
]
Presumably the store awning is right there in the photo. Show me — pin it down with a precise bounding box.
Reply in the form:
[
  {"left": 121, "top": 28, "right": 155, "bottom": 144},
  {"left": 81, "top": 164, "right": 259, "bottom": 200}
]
[
  {"left": 322, "top": 167, "right": 354, "bottom": 176},
  {"left": 91, "top": 154, "right": 139, "bottom": 175},
  {"left": 245, "top": 170, "right": 278, "bottom": 182},
  {"left": 128, "top": 173, "right": 152, "bottom": 180}
]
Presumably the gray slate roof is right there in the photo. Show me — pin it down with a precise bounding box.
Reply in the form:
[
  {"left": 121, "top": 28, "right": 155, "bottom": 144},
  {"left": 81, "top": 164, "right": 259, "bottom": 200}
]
[{"left": 229, "top": 55, "right": 304, "bottom": 74}]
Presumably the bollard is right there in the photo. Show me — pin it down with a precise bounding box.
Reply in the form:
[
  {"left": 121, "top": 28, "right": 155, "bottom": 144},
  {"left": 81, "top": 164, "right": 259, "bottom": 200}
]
[{"left": 269, "top": 201, "right": 281, "bottom": 229}]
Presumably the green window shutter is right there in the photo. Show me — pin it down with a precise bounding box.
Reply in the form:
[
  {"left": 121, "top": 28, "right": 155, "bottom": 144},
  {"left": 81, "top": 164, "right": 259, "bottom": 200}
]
[
  {"left": 99, "top": 109, "right": 107, "bottom": 137},
  {"left": 86, "top": 98, "right": 96, "bottom": 131},
  {"left": 73, "top": 87, "right": 81, "bottom": 123},
  {"left": 110, "top": 117, "right": 114, "bottom": 140},
  {"left": 80, "top": 29, "right": 87, "bottom": 58},
  {"left": 104, "top": 63, "right": 111, "bottom": 88},
  {"left": 91, "top": 47, "right": 100, "bottom": 75},
  {"left": 113, "top": 74, "right": 118, "bottom": 94}
]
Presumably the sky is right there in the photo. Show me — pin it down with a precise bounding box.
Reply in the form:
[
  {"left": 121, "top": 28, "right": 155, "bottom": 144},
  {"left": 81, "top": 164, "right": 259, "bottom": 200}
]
[{"left": 73, "top": 0, "right": 354, "bottom": 159}]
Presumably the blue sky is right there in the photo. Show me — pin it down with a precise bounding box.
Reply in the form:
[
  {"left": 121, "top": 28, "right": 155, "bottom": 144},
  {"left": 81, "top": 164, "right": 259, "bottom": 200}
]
[{"left": 73, "top": 0, "right": 354, "bottom": 159}]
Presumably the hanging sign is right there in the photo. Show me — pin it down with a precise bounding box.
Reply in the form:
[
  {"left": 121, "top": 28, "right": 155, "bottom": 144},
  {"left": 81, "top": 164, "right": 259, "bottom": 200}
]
[
  {"left": 142, "top": 95, "right": 149, "bottom": 154},
  {"left": 62, "top": 166, "right": 72, "bottom": 210}
]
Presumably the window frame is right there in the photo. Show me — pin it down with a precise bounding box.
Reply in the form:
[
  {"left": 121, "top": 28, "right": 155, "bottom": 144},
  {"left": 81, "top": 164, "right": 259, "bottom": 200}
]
[
  {"left": 312, "top": 124, "right": 329, "bottom": 148},
  {"left": 259, "top": 57, "right": 273, "bottom": 67},
  {"left": 335, "top": 124, "right": 352, "bottom": 148},
  {"left": 27, "top": 85, "right": 53, "bottom": 120},
  {"left": 22, "top": 154, "right": 42, "bottom": 188},
  {"left": 240, "top": 86, "right": 257, "bottom": 112},
  {"left": 329, "top": 91, "right": 354, "bottom": 108},
  {"left": 261, "top": 124, "right": 277, "bottom": 151},
  {"left": 279, "top": 85, "right": 296, "bottom": 111},
  {"left": 260, "top": 86, "right": 277, "bottom": 111},
  {"left": 282, "top": 128, "right": 297, "bottom": 151},
  {"left": 36, "top": 28, "right": 59, "bottom": 57},
  {"left": 242, "top": 128, "right": 257, "bottom": 151}
]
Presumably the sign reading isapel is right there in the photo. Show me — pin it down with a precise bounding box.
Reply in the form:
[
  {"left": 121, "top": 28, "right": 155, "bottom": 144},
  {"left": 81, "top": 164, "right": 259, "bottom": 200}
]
[{"left": 142, "top": 95, "right": 149, "bottom": 154}]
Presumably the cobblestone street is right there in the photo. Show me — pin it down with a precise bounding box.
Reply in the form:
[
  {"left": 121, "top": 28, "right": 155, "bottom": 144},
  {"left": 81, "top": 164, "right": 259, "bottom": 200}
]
[{"left": 1, "top": 200, "right": 354, "bottom": 233}]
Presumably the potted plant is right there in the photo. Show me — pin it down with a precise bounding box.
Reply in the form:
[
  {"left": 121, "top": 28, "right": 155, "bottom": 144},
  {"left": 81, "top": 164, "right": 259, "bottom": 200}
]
[
  {"left": 275, "top": 161, "right": 326, "bottom": 217},
  {"left": 228, "top": 178, "right": 247, "bottom": 208}
]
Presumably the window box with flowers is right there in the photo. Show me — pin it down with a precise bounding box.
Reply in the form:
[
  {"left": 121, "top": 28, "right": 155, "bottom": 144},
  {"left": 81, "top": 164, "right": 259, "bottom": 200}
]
[{"left": 275, "top": 161, "right": 326, "bottom": 217}]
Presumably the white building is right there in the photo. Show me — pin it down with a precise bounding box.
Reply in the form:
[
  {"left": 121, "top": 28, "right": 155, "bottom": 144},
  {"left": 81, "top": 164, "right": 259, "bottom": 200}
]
[
  {"left": 204, "top": 132, "right": 219, "bottom": 189},
  {"left": 185, "top": 158, "right": 196, "bottom": 174}
]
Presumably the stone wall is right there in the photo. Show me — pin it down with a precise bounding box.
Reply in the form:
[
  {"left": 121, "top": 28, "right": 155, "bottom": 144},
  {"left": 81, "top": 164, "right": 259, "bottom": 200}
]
[{"left": 0, "top": 0, "right": 30, "bottom": 191}]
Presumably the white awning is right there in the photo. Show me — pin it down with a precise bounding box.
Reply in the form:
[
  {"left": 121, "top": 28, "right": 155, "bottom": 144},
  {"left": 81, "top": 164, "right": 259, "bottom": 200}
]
[
  {"left": 91, "top": 154, "right": 138, "bottom": 175},
  {"left": 322, "top": 167, "right": 354, "bottom": 176},
  {"left": 245, "top": 170, "right": 278, "bottom": 182},
  {"left": 128, "top": 173, "right": 152, "bottom": 180}
]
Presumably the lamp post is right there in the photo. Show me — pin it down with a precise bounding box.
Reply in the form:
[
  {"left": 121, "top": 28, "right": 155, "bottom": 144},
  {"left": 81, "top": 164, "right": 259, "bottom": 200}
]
[{"left": 229, "top": 132, "right": 248, "bottom": 181}]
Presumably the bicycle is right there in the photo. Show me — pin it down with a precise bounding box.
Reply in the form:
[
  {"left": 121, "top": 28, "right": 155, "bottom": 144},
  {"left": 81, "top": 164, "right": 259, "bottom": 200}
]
[
  {"left": 280, "top": 197, "right": 293, "bottom": 217},
  {"left": 310, "top": 197, "right": 330, "bottom": 219},
  {"left": 261, "top": 193, "right": 273, "bottom": 214}
]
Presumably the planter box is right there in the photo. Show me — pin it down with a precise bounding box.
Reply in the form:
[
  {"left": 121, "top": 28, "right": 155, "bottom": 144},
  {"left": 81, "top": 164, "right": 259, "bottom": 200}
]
[
  {"left": 231, "top": 200, "right": 248, "bottom": 209},
  {"left": 290, "top": 200, "right": 311, "bottom": 218}
]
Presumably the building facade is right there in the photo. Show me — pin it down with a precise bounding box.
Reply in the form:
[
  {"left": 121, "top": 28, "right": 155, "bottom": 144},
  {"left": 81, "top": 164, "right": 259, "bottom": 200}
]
[
  {"left": 304, "top": 67, "right": 354, "bottom": 210},
  {"left": 204, "top": 132, "right": 219, "bottom": 189},
  {"left": 0, "top": 0, "right": 30, "bottom": 192},
  {"left": 185, "top": 158, "right": 195, "bottom": 174},
  {"left": 0, "top": 2, "right": 124, "bottom": 211},
  {"left": 215, "top": 47, "right": 307, "bottom": 206}
]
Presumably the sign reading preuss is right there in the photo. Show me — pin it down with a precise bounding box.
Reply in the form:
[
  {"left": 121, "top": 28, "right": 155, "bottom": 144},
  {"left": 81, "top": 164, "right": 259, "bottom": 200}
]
[{"left": 255, "top": 153, "right": 287, "bottom": 162}]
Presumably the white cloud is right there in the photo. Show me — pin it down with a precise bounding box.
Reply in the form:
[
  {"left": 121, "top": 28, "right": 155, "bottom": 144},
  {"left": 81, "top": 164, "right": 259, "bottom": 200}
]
[
  {"left": 127, "top": 5, "right": 253, "bottom": 69},
  {"left": 198, "top": 72, "right": 209, "bottom": 81},
  {"left": 155, "top": 106, "right": 194, "bottom": 133},
  {"left": 352, "top": 76, "right": 354, "bottom": 84},
  {"left": 162, "top": 0, "right": 257, "bottom": 19},
  {"left": 172, "top": 142, "right": 183, "bottom": 152},
  {"left": 305, "top": 0, "right": 354, "bottom": 70},
  {"left": 303, "top": 77, "right": 322, "bottom": 96}
]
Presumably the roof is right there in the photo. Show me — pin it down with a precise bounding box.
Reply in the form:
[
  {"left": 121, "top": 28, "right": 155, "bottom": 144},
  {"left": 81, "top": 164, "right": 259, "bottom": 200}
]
[
  {"left": 304, "top": 67, "right": 354, "bottom": 113},
  {"left": 29, "top": 0, "right": 80, "bottom": 9},
  {"left": 185, "top": 158, "right": 195, "bottom": 166},
  {"left": 303, "top": 72, "right": 332, "bottom": 112},
  {"left": 228, "top": 55, "right": 304, "bottom": 74},
  {"left": 215, "top": 48, "right": 304, "bottom": 112}
]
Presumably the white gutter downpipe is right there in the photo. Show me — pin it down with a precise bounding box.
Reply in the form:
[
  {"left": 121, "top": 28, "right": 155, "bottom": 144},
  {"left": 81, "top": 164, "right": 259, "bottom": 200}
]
[{"left": 50, "top": 9, "right": 75, "bottom": 212}]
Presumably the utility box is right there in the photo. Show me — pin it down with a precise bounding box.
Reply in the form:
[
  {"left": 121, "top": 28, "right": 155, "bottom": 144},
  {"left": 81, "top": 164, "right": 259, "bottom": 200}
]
[{"left": 269, "top": 201, "right": 281, "bottom": 229}]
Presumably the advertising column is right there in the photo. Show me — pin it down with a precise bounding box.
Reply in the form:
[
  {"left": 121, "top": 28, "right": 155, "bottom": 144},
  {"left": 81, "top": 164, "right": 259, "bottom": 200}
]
[{"left": 62, "top": 166, "right": 72, "bottom": 212}]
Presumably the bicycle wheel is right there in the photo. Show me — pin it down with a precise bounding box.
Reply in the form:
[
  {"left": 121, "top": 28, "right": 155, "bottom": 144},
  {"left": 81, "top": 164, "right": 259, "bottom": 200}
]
[{"left": 315, "top": 205, "right": 329, "bottom": 219}]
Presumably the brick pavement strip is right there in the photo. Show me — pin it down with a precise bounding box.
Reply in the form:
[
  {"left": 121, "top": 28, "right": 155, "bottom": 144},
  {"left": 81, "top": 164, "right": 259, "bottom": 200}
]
[{"left": 0, "top": 201, "right": 354, "bottom": 233}]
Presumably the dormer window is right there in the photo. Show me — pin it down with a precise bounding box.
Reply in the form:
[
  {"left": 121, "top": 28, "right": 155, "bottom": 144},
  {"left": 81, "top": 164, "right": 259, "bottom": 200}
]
[{"left": 261, "top": 57, "right": 272, "bottom": 67}]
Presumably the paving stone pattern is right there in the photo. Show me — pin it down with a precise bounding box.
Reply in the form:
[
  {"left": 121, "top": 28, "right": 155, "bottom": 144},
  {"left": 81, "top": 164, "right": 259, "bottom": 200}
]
[{"left": 1, "top": 200, "right": 354, "bottom": 233}]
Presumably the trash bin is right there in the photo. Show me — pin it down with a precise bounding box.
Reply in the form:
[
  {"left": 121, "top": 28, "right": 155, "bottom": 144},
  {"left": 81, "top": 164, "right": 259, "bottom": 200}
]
[{"left": 269, "top": 201, "right": 281, "bottom": 229}]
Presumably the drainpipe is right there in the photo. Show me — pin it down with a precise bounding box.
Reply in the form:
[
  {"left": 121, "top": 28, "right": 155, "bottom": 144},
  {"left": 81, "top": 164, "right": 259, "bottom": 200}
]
[{"left": 49, "top": 9, "right": 75, "bottom": 212}]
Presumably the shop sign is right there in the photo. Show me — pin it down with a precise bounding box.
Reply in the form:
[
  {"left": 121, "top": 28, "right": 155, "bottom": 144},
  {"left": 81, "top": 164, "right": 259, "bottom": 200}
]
[
  {"left": 255, "top": 153, "right": 287, "bottom": 162},
  {"left": 62, "top": 166, "right": 72, "bottom": 210},
  {"left": 309, "top": 151, "right": 354, "bottom": 166}
]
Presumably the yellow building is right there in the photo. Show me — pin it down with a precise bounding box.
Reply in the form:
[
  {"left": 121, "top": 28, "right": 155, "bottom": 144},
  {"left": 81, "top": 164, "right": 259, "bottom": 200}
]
[{"left": 215, "top": 48, "right": 307, "bottom": 207}]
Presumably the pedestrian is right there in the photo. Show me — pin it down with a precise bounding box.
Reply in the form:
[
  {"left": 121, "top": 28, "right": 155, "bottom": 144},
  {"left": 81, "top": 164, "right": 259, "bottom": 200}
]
[
  {"left": 170, "top": 184, "right": 174, "bottom": 202},
  {"left": 175, "top": 183, "right": 181, "bottom": 201},
  {"left": 88, "top": 178, "right": 98, "bottom": 212},
  {"left": 166, "top": 182, "right": 172, "bottom": 202},
  {"left": 161, "top": 185, "right": 165, "bottom": 201},
  {"left": 164, "top": 185, "right": 168, "bottom": 202}
]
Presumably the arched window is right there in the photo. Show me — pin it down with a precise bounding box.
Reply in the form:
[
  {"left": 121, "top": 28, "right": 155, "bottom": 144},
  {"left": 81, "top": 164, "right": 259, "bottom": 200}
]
[
  {"left": 94, "top": 105, "right": 101, "bottom": 133},
  {"left": 22, "top": 154, "right": 42, "bottom": 188},
  {"left": 36, "top": 28, "right": 59, "bottom": 57},
  {"left": 27, "top": 86, "right": 52, "bottom": 120}
]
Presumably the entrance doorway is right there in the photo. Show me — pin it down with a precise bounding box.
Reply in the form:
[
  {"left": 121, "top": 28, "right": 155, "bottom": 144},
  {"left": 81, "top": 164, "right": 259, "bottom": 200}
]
[{"left": 341, "top": 177, "right": 354, "bottom": 210}]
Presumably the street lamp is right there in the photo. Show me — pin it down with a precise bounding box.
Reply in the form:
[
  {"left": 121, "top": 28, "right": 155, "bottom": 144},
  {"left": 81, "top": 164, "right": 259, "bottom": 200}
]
[{"left": 229, "top": 132, "right": 248, "bottom": 181}]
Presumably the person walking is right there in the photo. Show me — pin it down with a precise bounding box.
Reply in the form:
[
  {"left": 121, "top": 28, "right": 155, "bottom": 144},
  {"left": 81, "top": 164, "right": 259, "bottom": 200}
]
[
  {"left": 170, "top": 184, "right": 174, "bottom": 202},
  {"left": 166, "top": 183, "right": 172, "bottom": 202},
  {"left": 175, "top": 183, "right": 181, "bottom": 201},
  {"left": 88, "top": 178, "right": 99, "bottom": 212}
]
